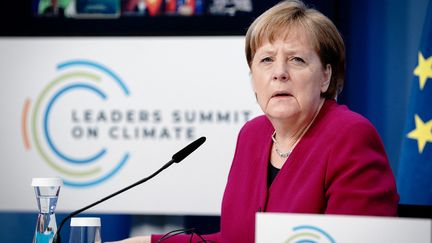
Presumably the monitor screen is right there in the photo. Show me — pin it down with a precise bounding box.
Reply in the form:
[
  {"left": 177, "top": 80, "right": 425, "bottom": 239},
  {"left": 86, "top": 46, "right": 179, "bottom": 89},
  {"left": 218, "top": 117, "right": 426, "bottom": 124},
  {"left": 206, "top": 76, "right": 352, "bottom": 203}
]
[{"left": 2, "top": 0, "right": 333, "bottom": 36}]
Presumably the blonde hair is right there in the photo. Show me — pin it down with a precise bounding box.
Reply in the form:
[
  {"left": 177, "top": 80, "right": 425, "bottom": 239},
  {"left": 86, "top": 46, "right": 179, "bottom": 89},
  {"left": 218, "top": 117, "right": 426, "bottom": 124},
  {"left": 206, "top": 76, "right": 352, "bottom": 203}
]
[{"left": 245, "top": 0, "right": 345, "bottom": 99}]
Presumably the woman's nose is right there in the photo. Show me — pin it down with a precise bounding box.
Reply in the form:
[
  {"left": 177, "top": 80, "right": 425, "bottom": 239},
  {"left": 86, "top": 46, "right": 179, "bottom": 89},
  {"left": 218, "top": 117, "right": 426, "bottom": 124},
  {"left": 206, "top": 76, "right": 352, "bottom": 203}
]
[{"left": 272, "top": 62, "right": 289, "bottom": 81}]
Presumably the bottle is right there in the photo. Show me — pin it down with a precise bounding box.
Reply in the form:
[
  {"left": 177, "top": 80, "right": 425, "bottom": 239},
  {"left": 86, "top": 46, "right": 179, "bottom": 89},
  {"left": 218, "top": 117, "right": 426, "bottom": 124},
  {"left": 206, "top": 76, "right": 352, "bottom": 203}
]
[{"left": 32, "top": 177, "right": 63, "bottom": 243}]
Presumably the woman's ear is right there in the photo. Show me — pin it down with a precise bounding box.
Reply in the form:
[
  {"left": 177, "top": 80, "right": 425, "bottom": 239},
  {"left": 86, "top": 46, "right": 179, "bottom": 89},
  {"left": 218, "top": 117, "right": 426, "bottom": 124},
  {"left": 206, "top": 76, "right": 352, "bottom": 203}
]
[
  {"left": 249, "top": 71, "right": 256, "bottom": 92},
  {"left": 249, "top": 73, "right": 259, "bottom": 102},
  {"left": 321, "top": 64, "right": 332, "bottom": 93}
]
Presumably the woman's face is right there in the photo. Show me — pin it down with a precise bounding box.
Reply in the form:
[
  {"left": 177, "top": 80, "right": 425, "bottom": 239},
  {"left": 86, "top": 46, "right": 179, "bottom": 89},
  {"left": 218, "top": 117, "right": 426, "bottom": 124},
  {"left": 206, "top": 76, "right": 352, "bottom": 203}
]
[{"left": 251, "top": 30, "right": 331, "bottom": 122}]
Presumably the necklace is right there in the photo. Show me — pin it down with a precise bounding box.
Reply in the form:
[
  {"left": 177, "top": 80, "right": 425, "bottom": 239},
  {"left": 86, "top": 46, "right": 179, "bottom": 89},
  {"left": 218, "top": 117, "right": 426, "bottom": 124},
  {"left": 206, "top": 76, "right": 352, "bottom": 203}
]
[
  {"left": 271, "top": 131, "right": 292, "bottom": 158},
  {"left": 271, "top": 99, "right": 325, "bottom": 160}
]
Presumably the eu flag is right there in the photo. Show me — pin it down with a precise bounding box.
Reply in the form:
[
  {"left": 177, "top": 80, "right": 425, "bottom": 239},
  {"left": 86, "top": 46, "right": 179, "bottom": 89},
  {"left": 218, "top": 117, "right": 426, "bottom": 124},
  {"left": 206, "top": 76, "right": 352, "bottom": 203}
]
[{"left": 397, "top": 1, "right": 432, "bottom": 205}]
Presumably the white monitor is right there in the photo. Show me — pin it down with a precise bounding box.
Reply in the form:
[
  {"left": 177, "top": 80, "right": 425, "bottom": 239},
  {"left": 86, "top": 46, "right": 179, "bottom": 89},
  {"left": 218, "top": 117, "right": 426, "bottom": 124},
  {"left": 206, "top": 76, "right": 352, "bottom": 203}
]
[{"left": 256, "top": 212, "right": 431, "bottom": 243}]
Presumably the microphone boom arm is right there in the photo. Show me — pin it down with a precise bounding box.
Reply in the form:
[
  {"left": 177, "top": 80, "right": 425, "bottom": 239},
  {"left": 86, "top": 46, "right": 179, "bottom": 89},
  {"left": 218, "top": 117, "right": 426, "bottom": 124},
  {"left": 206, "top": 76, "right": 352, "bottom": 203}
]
[
  {"left": 53, "top": 136, "right": 206, "bottom": 243},
  {"left": 53, "top": 159, "right": 175, "bottom": 243}
]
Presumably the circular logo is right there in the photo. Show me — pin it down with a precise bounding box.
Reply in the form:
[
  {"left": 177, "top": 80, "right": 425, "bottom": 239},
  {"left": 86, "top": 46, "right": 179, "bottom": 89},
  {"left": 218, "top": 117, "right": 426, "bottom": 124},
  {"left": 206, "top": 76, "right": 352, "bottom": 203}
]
[
  {"left": 22, "top": 60, "right": 130, "bottom": 187},
  {"left": 285, "top": 225, "right": 335, "bottom": 243}
]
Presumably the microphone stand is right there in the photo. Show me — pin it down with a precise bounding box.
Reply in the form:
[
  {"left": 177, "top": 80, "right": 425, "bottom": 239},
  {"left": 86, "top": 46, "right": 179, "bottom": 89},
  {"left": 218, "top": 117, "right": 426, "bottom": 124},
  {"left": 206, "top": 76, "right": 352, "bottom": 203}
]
[
  {"left": 53, "top": 159, "right": 175, "bottom": 243},
  {"left": 52, "top": 135, "right": 206, "bottom": 243}
]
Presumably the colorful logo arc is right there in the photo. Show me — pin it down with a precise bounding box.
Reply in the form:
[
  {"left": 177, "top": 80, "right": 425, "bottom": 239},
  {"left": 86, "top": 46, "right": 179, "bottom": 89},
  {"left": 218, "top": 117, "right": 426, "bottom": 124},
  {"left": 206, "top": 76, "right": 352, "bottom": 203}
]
[
  {"left": 285, "top": 225, "right": 336, "bottom": 243},
  {"left": 22, "top": 60, "right": 130, "bottom": 187}
]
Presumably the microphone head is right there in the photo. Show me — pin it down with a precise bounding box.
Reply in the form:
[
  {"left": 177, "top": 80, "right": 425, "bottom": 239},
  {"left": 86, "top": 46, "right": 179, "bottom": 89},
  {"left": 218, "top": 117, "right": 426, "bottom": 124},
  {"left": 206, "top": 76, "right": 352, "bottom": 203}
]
[{"left": 172, "top": 136, "right": 206, "bottom": 163}]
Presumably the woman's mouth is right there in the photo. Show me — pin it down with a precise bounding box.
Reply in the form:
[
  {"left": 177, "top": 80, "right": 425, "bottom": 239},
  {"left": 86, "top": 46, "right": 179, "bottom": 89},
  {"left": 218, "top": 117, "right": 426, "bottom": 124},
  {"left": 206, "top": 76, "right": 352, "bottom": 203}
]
[{"left": 271, "top": 91, "right": 292, "bottom": 98}]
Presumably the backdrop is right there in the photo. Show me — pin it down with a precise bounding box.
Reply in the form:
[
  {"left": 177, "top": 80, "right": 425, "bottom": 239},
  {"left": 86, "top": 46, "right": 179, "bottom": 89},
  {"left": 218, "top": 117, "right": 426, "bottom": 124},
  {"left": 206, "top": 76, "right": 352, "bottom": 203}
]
[{"left": 0, "top": 36, "right": 262, "bottom": 215}]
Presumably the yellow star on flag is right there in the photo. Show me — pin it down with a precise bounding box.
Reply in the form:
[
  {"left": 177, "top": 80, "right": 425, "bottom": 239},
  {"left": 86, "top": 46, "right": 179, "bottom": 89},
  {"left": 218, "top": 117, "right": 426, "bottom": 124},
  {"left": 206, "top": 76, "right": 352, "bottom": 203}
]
[
  {"left": 407, "top": 114, "right": 432, "bottom": 154},
  {"left": 413, "top": 52, "right": 432, "bottom": 90}
]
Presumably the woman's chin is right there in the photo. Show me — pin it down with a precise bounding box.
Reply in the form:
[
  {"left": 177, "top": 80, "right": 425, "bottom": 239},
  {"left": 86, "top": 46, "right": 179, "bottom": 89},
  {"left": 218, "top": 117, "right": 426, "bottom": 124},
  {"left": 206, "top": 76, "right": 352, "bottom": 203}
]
[{"left": 266, "top": 110, "right": 298, "bottom": 121}]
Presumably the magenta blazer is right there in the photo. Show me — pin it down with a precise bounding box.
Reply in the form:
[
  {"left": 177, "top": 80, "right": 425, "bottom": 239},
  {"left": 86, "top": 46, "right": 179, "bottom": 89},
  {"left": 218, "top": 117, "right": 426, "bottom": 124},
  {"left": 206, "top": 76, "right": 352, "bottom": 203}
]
[{"left": 152, "top": 99, "right": 399, "bottom": 243}]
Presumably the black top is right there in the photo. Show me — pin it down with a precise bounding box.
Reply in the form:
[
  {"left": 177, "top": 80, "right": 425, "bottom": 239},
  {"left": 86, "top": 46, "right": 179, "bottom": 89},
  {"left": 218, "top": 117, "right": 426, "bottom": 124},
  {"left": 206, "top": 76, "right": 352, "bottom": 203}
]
[{"left": 267, "top": 161, "right": 281, "bottom": 187}]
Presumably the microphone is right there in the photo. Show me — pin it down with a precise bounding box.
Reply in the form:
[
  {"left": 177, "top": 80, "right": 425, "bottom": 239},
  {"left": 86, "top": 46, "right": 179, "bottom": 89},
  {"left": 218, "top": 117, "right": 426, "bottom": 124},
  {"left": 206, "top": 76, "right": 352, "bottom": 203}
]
[
  {"left": 172, "top": 136, "right": 206, "bottom": 163},
  {"left": 52, "top": 136, "right": 206, "bottom": 243}
]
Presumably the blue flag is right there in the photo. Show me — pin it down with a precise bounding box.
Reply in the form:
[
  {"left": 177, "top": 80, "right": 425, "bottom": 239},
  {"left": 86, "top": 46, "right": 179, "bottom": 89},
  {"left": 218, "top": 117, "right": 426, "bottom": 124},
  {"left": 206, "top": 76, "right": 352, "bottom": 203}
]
[{"left": 397, "top": 2, "right": 432, "bottom": 205}]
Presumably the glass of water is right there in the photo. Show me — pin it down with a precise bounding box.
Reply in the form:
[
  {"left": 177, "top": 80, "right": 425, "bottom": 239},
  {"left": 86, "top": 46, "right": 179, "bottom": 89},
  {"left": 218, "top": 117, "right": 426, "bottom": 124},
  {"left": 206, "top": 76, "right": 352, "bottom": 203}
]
[{"left": 69, "top": 217, "right": 102, "bottom": 243}]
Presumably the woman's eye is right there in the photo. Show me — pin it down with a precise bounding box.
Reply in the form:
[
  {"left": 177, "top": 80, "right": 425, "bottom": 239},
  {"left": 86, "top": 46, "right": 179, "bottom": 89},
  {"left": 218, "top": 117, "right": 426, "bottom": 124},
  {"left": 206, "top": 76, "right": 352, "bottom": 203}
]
[
  {"left": 291, "top": 57, "right": 305, "bottom": 63},
  {"left": 261, "top": 57, "right": 273, "bottom": 63}
]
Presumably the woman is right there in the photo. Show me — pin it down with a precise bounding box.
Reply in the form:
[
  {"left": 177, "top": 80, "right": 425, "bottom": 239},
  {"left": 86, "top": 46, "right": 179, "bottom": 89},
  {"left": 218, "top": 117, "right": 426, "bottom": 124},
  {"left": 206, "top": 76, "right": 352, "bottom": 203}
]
[{"left": 111, "top": 0, "right": 399, "bottom": 242}]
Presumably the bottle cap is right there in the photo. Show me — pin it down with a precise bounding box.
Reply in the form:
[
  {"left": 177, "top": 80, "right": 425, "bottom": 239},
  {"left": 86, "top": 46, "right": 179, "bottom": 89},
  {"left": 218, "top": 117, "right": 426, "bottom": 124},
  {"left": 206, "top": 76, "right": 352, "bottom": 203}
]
[
  {"left": 31, "top": 177, "right": 63, "bottom": 187},
  {"left": 70, "top": 217, "right": 101, "bottom": 227}
]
